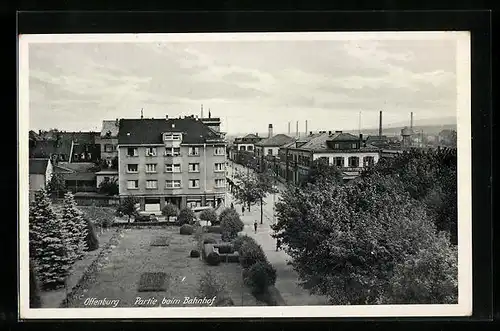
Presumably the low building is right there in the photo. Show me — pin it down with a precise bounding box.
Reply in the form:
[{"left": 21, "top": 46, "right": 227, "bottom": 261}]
[
  {"left": 53, "top": 162, "right": 98, "bottom": 193},
  {"left": 233, "top": 133, "right": 264, "bottom": 154},
  {"left": 277, "top": 131, "right": 381, "bottom": 184},
  {"left": 117, "top": 116, "right": 227, "bottom": 213},
  {"left": 29, "top": 158, "right": 53, "bottom": 201}
]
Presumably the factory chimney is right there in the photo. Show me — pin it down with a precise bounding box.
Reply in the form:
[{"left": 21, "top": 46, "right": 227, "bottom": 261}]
[
  {"left": 305, "top": 120, "right": 308, "bottom": 136},
  {"left": 268, "top": 124, "right": 273, "bottom": 138},
  {"left": 201, "top": 104, "right": 204, "bottom": 118},
  {"left": 410, "top": 112, "right": 414, "bottom": 130},
  {"left": 140, "top": 108, "right": 143, "bottom": 119},
  {"left": 288, "top": 122, "right": 291, "bottom": 135},
  {"left": 296, "top": 121, "right": 299, "bottom": 138},
  {"left": 378, "top": 111, "right": 383, "bottom": 138}
]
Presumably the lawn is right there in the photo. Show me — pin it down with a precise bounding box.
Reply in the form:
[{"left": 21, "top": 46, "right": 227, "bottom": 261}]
[{"left": 67, "top": 227, "right": 263, "bottom": 307}]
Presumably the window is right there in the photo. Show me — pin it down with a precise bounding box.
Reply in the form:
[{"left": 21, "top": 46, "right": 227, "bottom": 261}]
[
  {"left": 363, "top": 156, "right": 375, "bottom": 167},
  {"left": 348, "top": 156, "right": 360, "bottom": 168},
  {"left": 214, "top": 147, "right": 225, "bottom": 155},
  {"left": 165, "top": 163, "right": 181, "bottom": 173},
  {"left": 188, "top": 147, "right": 200, "bottom": 156},
  {"left": 267, "top": 149, "right": 273, "bottom": 156},
  {"left": 214, "top": 163, "right": 225, "bottom": 172},
  {"left": 239, "top": 146, "right": 245, "bottom": 151},
  {"left": 104, "top": 144, "right": 114, "bottom": 152},
  {"left": 127, "top": 147, "right": 138, "bottom": 157},
  {"left": 248, "top": 145, "right": 253, "bottom": 151},
  {"left": 351, "top": 143, "right": 358, "bottom": 149},
  {"left": 104, "top": 176, "right": 110, "bottom": 181},
  {"left": 334, "top": 143, "right": 340, "bottom": 149},
  {"left": 145, "top": 164, "right": 157, "bottom": 173},
  {"left": 127, "top": 180, "right": 138, "bottom": 189},
  {"left": 145, "top": 147, "right": 157, "bottom": 156},
  {"left": 215, "top": 179, "right": 225, "bottom": 188},
  {"left": 333, "top": 157, "right": 344, "bottom": 167},
  {"left": 127, "top": 164, "right": 138, "bottom": 173},
  {"left": 146, "top": 180, "right": 158, "bottom": 189},
  {"left": 165, "top": 147, "right": 181, "bottom": 156},
  {"left": 164, "top": 133, "right": 182, "bottom": 141},
  {"left": 165, "top": 180, "right": 181, "bottom": 189},
  {"left": 188, "top": 163, "right": 200, "bottom": 172},
  {"left": 189, "top": 179, "right": 200, "bottom": 188}
]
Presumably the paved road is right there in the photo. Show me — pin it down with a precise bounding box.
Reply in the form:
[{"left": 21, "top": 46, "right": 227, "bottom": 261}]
[{"left": 225, "top": 161, "right": 329, "bottom": 306}]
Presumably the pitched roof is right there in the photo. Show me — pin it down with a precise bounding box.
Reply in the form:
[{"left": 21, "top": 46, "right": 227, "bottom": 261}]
[
  {"left": 29, "top": 159, "right": 50, "bottom": 175},
  {"left": 118, "top": 118, "right": 224, "bottom": 145},
  {"left": 285, "top": 132, "right": 380, "bottom": 152},
  {"left": 329, "top": 132, "right": 360, "bottom": 141},
  {"left": 100, "top": 120, "right": 120, "bottom": 138},
  {"left": 54, "top": 162, "right": 98, "bottom": 181},
  {"left": 243, "top": 133, "right": 259, "bottom": 139},
  {"left": 255, "top": 134, "right": 294, "bottom": 147}
]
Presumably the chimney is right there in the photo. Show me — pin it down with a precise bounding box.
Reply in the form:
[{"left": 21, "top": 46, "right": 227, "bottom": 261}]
[
  {"left": 166, "top": 114, "right": 168, "bottom": 119},
  {"left": 296, "top": 121, "right": 299, "bottom": 138},
  {"left": 359, "top": 133, "right": 363, "bottom": 145},
  {"left": 141, "top": 108, "right": 144, "bottom": 119},
  {"left": 288, "top": 122, "right": 291, "bottom": 135},
  {"left": 309, "top": 131, "right": 312, "bottom": 136},
  {"left": 379, "top": 111, "right": 383, "bottom": 138},
  {"left": 201, "top": 104, "right": 204, "bottom": 118},
  {"left": 410, "top": 112, "right": 414, "bottom": 130},
  {"left": 328, "top": 131, "right": 332, "bottom": 135},
  {"left": 268, "top": 124, "right": 273, "bottom": 138},
  {"left": 305, "top": 120, "right": 308, "bottom": 136},
  {"left": 256, "top": 133, "right": 258, "bottom": 137}
]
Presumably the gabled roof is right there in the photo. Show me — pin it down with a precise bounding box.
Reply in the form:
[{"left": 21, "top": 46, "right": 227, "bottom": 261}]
[
  {"left": 243, "top": 133, "right": 259, "bottom": 139},
  {"left": 255, "top": 134, "right": 294, "bottom": 147},
  {"left": 29, "top": 159, "right": 50, "bottom": 175},
  {"left": 118, "top": 118, "right": 224, "bottom": 145},
  {"left": 100, "top": 120, "right": 120, "bottom": 138},
  {"left": 329, "top": 132, "right": 360, "bottom": 141},
  {"left": 54, "top": 162, "right": 98, "bottom": 181}
]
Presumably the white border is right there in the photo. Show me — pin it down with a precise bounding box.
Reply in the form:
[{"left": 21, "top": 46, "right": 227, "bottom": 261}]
[{"left": 18, "top": 31, "right": 472, "bottom": 319}]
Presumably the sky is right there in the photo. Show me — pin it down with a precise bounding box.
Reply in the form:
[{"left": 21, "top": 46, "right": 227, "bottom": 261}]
[{"left": 27, "top": 33, "right": 460, "bottom": 135}]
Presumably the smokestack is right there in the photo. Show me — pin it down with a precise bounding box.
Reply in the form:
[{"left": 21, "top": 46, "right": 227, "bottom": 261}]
[
  {"left": 268, "top": 124, "right": 273, "bottom": 138},
  {"left": 288, "top": 122, "right": 291, "bottom": 135},
  {"left": 201, "top": 104, "right": 204, "bottom": 118},
  {"left": 305, "top": 120, "right": 308, "bottom": 136},
  {"left": 379, "top": 111, "right": 383, "bottom": 138},
  {"left": 141, "top": 108, "right": 143, "bottom": 119},
  {"left": 296, "top": 121, "right": 299, "bottom": 138},
  {"left": 410, "top": 112, "right": 414, "bottom": 130}
]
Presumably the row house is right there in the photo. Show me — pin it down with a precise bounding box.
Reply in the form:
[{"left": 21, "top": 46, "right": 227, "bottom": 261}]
[
  {"left": 277, "top": 131, "right": 381, "bottom": 184},
  {"left": 117, "top": 117, "right": 227, "bottom": 214}
]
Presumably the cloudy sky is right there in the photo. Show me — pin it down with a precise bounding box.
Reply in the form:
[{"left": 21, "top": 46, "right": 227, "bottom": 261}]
[{"left": 27, "top": 33, "right": 459, "bottom": 135}]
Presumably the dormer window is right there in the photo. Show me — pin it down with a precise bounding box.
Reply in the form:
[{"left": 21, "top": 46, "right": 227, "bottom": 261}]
[{"left": 163, "top": 133, "right": 182, "bottom": 141}]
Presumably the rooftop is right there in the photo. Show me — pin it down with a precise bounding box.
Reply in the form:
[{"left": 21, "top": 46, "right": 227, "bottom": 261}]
[
  {"left": 118, "top": 118, "right": 225, "bottom": 145},
  {"left": 255, "top": 134, "right": 294, "bottom": 147},
  {"left": 100, "top": 120, "right": 120, "bottom": 138}
]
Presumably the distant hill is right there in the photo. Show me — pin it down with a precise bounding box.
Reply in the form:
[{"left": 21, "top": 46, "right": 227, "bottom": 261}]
[{"left": 347, "top": 123, "right": 457, "bottom": 137}]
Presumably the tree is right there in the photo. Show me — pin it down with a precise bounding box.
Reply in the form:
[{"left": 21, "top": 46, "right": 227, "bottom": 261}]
[
  {"left": 61, "top": 192, "right": 88, "bottom": 262},
  {"left": 272, "top": 173, "right": 457, "bottom": 305},
  {"left": 200, "top": 208, "right": 218, "bottom": 225},
  {"left": 111, "top": 156, "right": 119, "bottom": 169},
  {"left": 162, "top": 203, "right": 179, "bottom": 219},
  {"left": 219, "top": 207, "right": 244, "bottom": 240},
  {"left": 305, "top": 158, "right": 343, "bottom": 186},
  {"left": 178, "top": 208, "right": 195, "bottom": 225},
  {"left": 46, "top": 173, "right": 66, "bottom": 198},
  {"left": 29, "top": 189, "right": 71, "bottom": 290},
  {"left": 117, "top": 195, "right": 139, "bottom": 223},
  {"left": 362, "top": 148, "right": 457, "bottom": 244},
  {"left": 198, "top": 271, "right": 227, "bottom": 299},
  {"left": 234, "top": 169, "right": 278, "bottom": 224},
  {"left": 84, "top": 217, "right": 99, "bottom": 251},
  {"left": 29, "top": 259, "right": 42, "bottom": 308},
  {"left": 98, "top": 177, "right": 119, "bottom": 196}
]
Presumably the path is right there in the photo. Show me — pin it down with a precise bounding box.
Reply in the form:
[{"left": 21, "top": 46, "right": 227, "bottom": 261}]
[{"left": 225, "top": 161, "right": 329, "bottom": 305}]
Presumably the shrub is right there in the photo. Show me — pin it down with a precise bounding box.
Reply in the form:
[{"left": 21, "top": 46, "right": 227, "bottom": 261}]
[
  {"left": 162, "top": 203, "right": 179, "bottom": 218},
  {"left": 206, "top": 226, "right": 223, "bottom": 234},
  {"left": 190, "top": 250, "right": 200, "bottom": 258},
  {"left": 178, "top": 208, "right": 195, "bottom": 225},
  {"left": 219, "top": 208, "right": 244, "bottom": 240},
  {"left": 84, "top": 218, "right": 99, "bottom": 251},
  {"left": 239, "top": 240, "right": 267, "bottom": 269},
  {"left": 243, "top": 261, "right": 277, "bottom": 294},
  {"left": 200, "top": 208, "right": 217, "bottom": 225},
  {"left": 206, "top": 252, "right": 221, "bottom": 266},
  {"left": 226, "top": 252, "right": 240, "bottom": 263},
  {"left": 198, "top": 271, "right": 226, "bottom": 298},
  {"left": 215, "top": 244, "right": 234, "bottom": 254},
  {"left": 203, "top": 238, "right": 217, "bottom": 245},
  {"left": 232, "top": 235, "right": 254, "bottom": 253},
  {"left": 180, "top": 224, "right": 194, "bottom": 235}
]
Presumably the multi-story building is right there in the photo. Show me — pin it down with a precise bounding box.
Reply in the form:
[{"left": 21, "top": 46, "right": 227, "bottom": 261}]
[
  {"left": 277, "top": 131, "right": 381, "bottom": 184},
  {"left": 117, "top": 116, "right": 227, "bottom": 213},
  {"left": 95, "top": 120, "right": 120, "bottom": 187},
  {"left": 255, "top": 124, "right": 294, "bottom": 165},
  {"left": 233, "top": 133, "right": 264, "bottom": 154},
  {"left": 29, "top": 158, "right": 53, "bottom": 201}
]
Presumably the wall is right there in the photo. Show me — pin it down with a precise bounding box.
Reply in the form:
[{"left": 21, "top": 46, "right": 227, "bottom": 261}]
[
  {"left": 96, "top": 137, "right": 119, "bottom": 161},
  {"left": 312, "top": 151, "right": 380, "bottom": 167},
  {"left": 118, "top": 144, "right": 227, "bottom": 198},
  {"left": 235, "top": 143, "right": 255, "bottom": 152},
  {"left": 45, "top": 161, "right": 53, "bottom": 186}
]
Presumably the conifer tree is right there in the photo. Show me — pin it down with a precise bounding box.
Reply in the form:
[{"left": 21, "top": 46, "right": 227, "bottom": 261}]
[
  {"left": 29, "top": 189, "right": 71, "bottom": 290},
  {"left": 61, "top": 192, "right": 88, "bottom": 262}
]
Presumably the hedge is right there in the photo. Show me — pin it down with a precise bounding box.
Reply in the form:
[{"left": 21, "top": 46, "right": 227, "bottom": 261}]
[
  {"left": 206, "top": 252, "right": 221, "bottom": 266},
  {"left": 232, "top": 235, "right": 255, "bottom": 253},
  {"left": 206, "top": 225, "right": 223, "bottom": 234},
  {"left": 243, "top": 260, "right": 277, "bottom": 294},
  {"left": 180, "top": 224, "right": 194, "bottom": 235},
  {"left": 190, "top": 250, "right": 200, "bottom": 258},
  {"left": 239, "top": 239, "right": 267, "bottom": 269}
]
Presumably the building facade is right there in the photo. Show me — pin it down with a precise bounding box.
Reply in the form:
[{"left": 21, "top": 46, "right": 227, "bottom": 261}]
[
  {"left": 276, "top": 131, "right": 381, "bottom": 184},
  {"left": 117, "top": 117, "right": 227, "bottom": 213},
  {"left": 29, "top": 158, "right": 53, "bottom": 201},
  {"left": 96, "top": 119, "right": 120, "bottom": 165}
]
